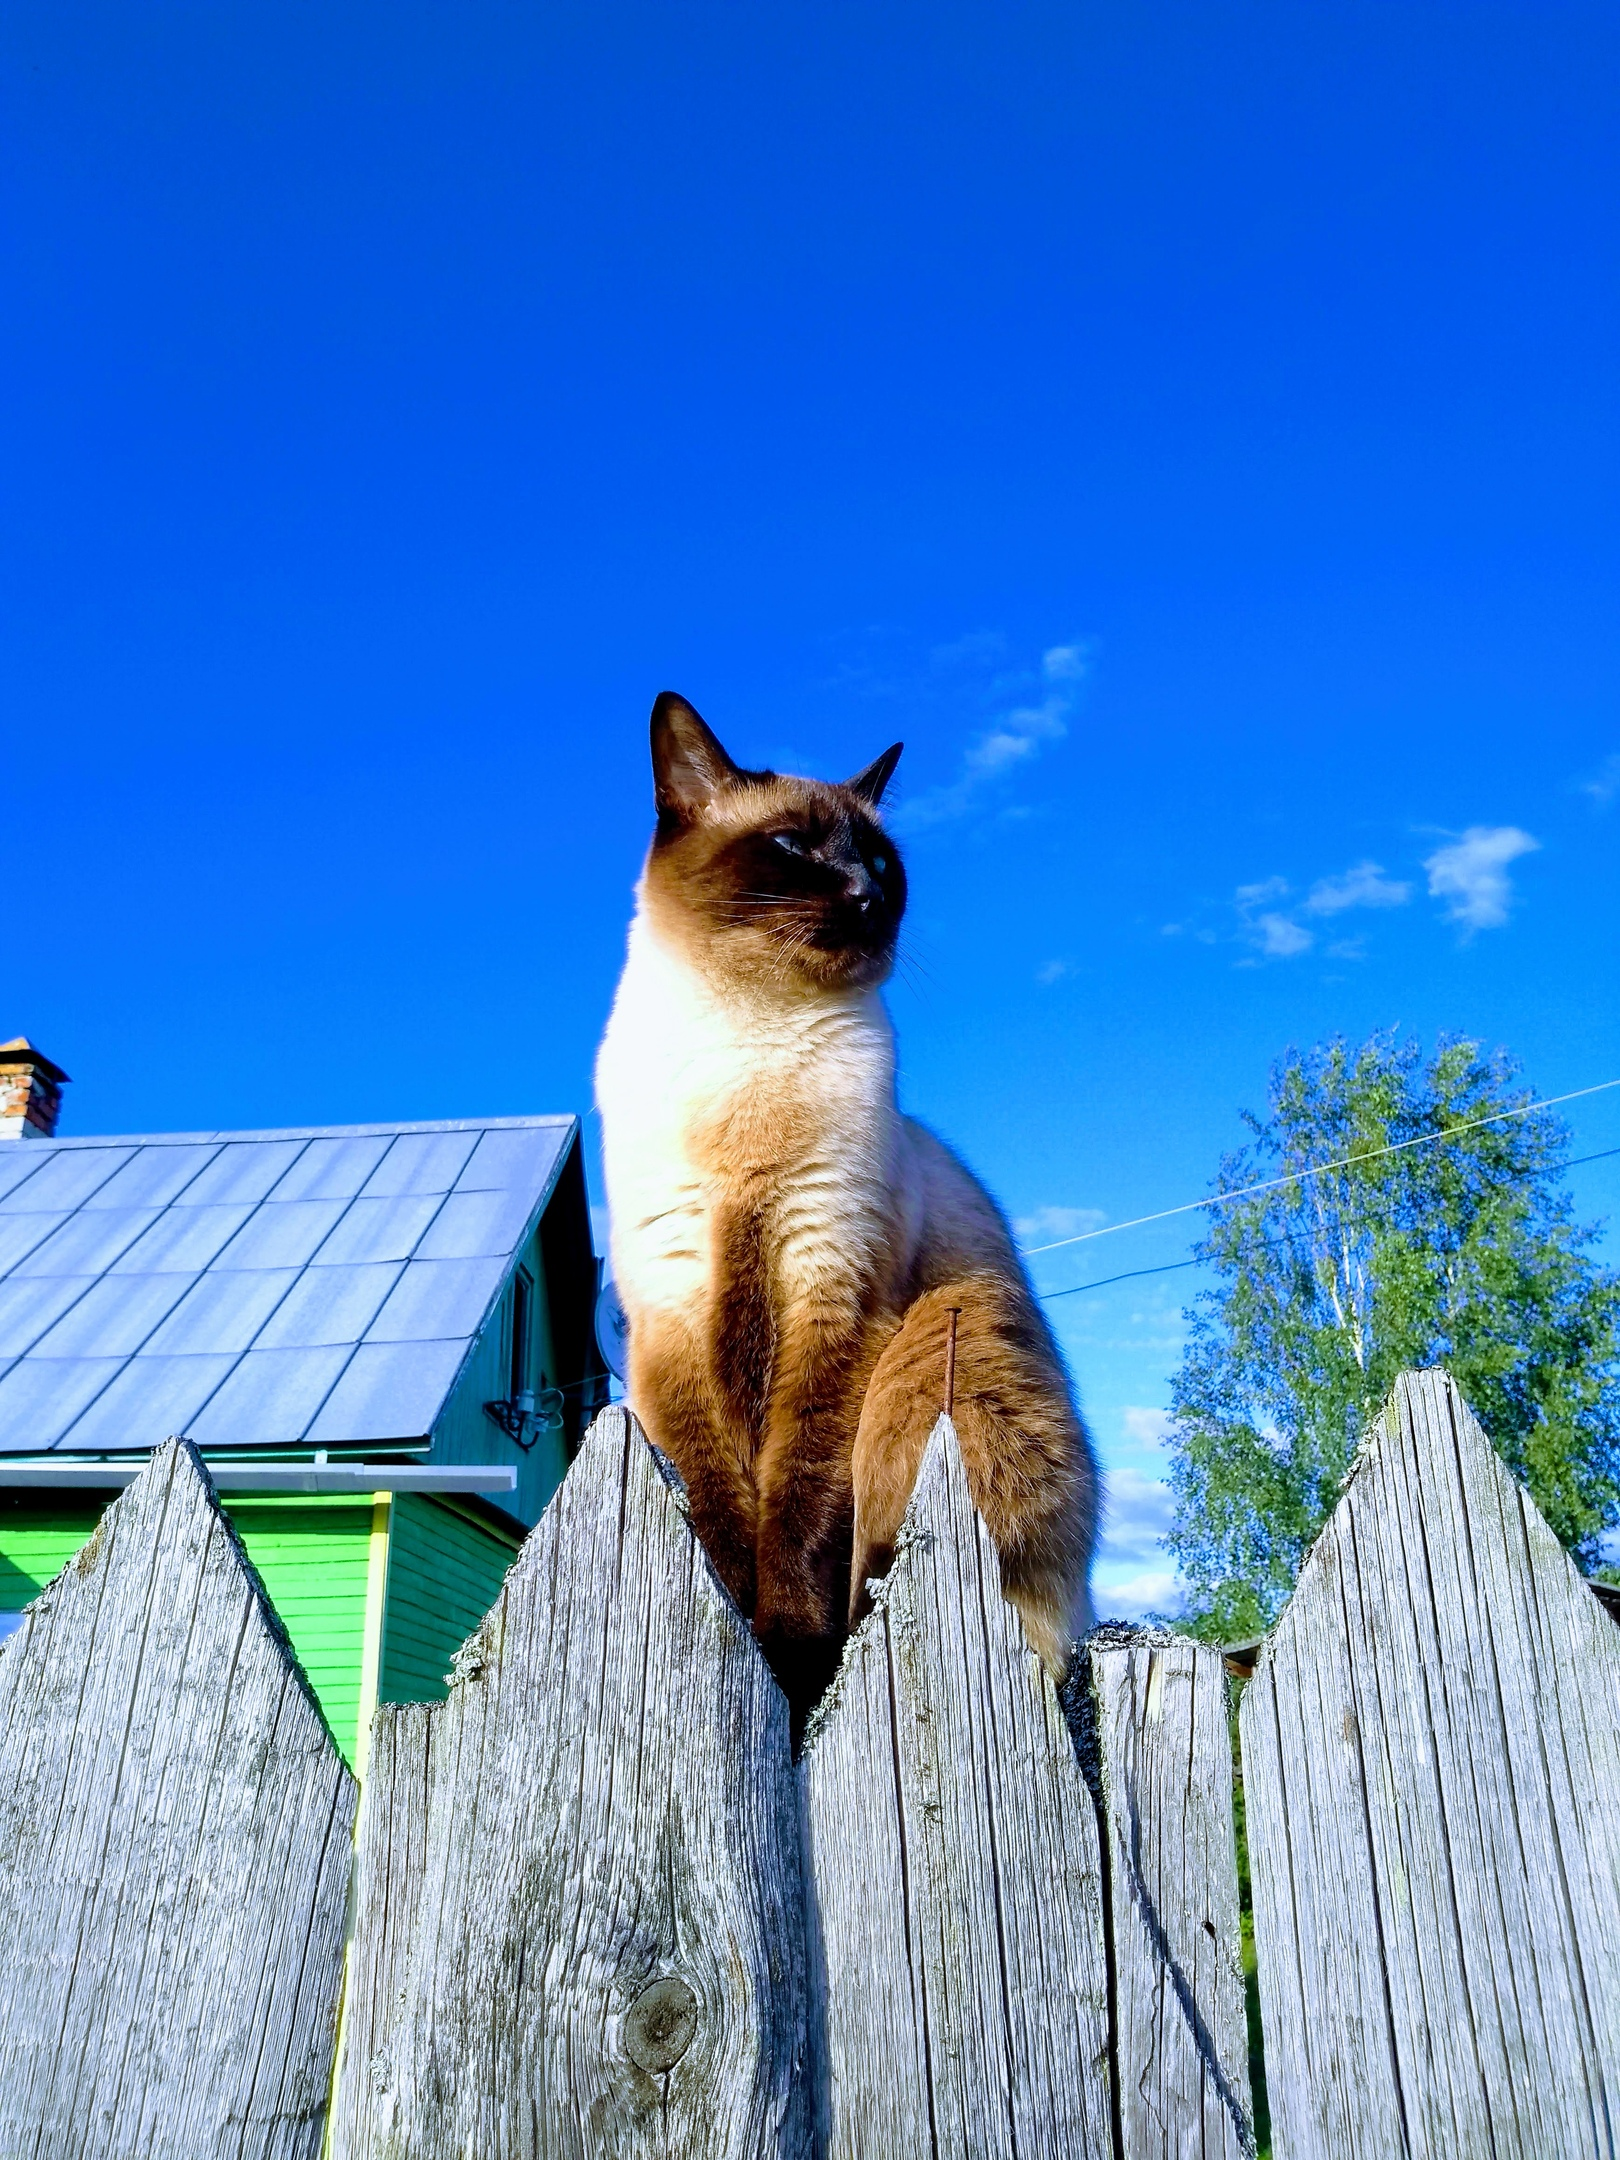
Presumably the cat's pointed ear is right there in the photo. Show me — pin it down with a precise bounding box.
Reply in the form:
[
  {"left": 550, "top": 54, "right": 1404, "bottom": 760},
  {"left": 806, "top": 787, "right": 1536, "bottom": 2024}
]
[
  {"left": 650, "top": 692, "right": 743, "bottom": 821},
  {"left": 846, "top": 742, "right": 903, "bottom": 806}
]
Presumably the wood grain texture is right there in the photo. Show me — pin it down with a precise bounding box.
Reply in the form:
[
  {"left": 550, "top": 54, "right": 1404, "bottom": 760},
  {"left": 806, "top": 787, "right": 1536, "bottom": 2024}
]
[
  {"left": 330, "top": 1405, "right": 811, "bottom": 2160},
  {"left": 326, "top": 1700, "right": 436, "bottom": 2160},
  {"left": 0, "top": 1438, "right": 358, "bottom": 2160},
  {"left": 1241, "top": 1368, "right": 1620, "bottom": 2160},
  {"left": 800, "top": 1414, "right": 1113, "bottom": 2160},
  {"left": 1090, "top": 1628, "right": 1253, "bottom": 2159}
]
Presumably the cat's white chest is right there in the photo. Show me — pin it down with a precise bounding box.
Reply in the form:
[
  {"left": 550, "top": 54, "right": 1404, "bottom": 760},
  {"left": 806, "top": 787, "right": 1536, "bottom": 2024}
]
[{"left": 595, "top": 915, "right": 897, "bottom": 1317}]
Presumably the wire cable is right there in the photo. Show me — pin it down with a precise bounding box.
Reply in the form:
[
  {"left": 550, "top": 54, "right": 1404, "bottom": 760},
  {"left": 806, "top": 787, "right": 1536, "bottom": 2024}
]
[
  {"left": 1042, "top": 1258, "right": 1198, "bottom": 1301},
  {"left": 1020, "top": 1078, "right": 1620, "bottom": 1257},
  {"left": 1036, "top": 1142, "right": 1620, "bottom": 1300}
]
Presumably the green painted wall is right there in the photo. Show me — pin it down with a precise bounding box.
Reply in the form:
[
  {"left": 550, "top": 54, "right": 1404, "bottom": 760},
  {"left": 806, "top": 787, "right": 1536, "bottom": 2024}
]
[
  {"left": 0, "top": 1488, "right": 522, "bottom": 1765},
  {"left": 0, "top": 1492, "right": 103, "bottom": 1605},
  {"left": 0, "top": 1488, "right": 375, "bottom": 1769},
  {"left": 225, "top": 1495, "right": 375, "bottom": 1766},
  {"left": 431, "top": 1219, "right": 571, "bottom": 1527},
  {"left": 379, "top": 1492, "right": 521, "bottom": 1704}
]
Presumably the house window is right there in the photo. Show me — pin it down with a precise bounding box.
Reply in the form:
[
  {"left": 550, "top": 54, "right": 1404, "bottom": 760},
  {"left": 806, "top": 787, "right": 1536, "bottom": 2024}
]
[{"left": 509, "top": 1268, "right": 533, "bottom": 1400}]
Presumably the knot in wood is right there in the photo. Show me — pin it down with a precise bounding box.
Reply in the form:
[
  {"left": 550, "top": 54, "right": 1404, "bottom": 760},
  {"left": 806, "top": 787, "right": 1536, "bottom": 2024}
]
[{"left": 624, "top": 1976, "right": 699, "bottom": 2075}]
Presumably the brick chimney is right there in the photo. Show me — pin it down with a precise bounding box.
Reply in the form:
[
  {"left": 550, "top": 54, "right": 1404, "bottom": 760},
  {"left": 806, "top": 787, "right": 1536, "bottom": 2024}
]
[{"left": 0, "top": 1039, "right": 69, "bottom": 1140}]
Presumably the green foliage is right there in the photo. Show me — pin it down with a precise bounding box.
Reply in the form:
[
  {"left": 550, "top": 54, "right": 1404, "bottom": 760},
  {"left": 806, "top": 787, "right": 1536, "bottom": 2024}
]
[{"left": 1165, "top": 1033, "right": 1620, "bottom": 1639}]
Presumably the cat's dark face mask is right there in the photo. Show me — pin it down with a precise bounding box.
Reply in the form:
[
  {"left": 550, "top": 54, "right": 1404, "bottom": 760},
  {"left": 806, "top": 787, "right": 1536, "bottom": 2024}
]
[{"left": 642, "top": 692, "right": 907, "bottom": 993}]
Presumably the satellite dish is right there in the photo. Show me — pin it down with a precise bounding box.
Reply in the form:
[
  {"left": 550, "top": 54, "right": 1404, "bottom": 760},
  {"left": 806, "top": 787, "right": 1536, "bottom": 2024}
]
[{"left": 595, "top": 1277, "right": 630, "bottom": 1383}]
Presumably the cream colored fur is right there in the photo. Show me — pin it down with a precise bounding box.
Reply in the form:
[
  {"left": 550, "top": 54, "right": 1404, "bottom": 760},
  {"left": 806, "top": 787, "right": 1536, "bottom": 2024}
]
[{"left": 597, "top": 899, "right": 1024, "bottom": 1345}]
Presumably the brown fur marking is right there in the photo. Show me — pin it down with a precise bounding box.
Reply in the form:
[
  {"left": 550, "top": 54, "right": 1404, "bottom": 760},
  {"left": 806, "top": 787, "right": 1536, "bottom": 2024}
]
[
  {"left": 600, "top": 693, "right": 1098, "bottom": 1728},
  {"left": 851, "top": 1277, "right": 1095, "bottom": 1672}
]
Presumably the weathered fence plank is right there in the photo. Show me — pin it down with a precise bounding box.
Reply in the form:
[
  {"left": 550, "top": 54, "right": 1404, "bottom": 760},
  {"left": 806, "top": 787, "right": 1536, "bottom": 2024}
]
[
  {"left": 327, "top": 1699, "right": 436, "bottom": 2160},
  {"left": 1090, "top": 1628, "right": 1253, "bottom": 2159},
  {"left": 330, "top": 1405, "right": 810, "bottom": 2160},
  {"left": 800, "top": 1414, "right": 1114, "bottom": 2160},
  {"left": 0, "top": 1438, "right": 357, "bottom": 2160},
  {"left": 1241, "top": 1367, "right": 1620, "bottom": 2160}
]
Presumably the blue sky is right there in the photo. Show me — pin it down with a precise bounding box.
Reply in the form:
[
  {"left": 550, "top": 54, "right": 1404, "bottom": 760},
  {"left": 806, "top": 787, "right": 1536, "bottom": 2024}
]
[{"left": 6, "top": 2, "right": 1618, "bottom": 1613}]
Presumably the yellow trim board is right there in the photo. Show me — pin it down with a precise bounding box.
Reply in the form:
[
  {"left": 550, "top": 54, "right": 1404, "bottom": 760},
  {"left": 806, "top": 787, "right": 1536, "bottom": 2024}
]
[
  {"left": 322, "top": 1492, "right": 390, "bottom": 2159},
  {"left": 354, "top": 1493, "right": 391, "bottom": 1779}
]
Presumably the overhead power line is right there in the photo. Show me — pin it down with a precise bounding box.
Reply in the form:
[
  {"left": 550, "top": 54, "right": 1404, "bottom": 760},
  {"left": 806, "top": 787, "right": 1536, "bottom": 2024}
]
[
  {"left": 1042, "top": 1258, "right": 1198, "bottom": 1301},
  {"left": 1020, "top": 1078, "right": 1620, "bottom": 1259},
  {"left": 1036, "top": 1141, "right": 1620, "bottom": 1301}
]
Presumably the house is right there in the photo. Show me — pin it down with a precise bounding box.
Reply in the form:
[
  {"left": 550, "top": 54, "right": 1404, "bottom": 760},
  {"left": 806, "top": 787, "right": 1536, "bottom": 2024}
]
[{"left": 0, "top": 1040, "right": 608, "bottom": 1766}]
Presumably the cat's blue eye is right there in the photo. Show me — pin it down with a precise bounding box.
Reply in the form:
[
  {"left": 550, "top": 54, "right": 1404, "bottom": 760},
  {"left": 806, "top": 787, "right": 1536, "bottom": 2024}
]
[
  {"left": 872, "top": 854, "right": 888, "bottom": 874},
  {"left": 773, "top": 832, "right": 805, "bottom": 854}
]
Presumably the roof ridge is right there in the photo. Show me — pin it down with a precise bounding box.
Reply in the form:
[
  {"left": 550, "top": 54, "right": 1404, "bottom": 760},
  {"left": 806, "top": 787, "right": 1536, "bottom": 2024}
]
[{"left": 24, "top": 1115, "right": 577, "bottom": 1149}]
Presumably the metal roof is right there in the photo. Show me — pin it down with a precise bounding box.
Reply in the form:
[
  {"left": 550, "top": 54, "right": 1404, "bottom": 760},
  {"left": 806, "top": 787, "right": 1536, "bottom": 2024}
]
[{"left": 0, "top": 1117, "right": 577, "bottom": 1455}]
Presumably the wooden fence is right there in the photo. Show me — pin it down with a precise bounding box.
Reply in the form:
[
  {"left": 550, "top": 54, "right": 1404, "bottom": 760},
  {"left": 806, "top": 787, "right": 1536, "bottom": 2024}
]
[{"left": 0, "top": 1368, "right": 1614, "bottom": 2157}]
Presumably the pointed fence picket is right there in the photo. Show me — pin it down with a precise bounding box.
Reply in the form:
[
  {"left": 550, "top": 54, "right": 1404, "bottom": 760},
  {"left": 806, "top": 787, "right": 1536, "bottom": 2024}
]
[
  {"left": 0, "top": 1370, "right": 1612, "bottom": 2156},
  {"left": 0, "top": 1438, "right": 356, "bottom": 2160},
  {"left": 327, "top": 1405, "right": 810, "bottom": 2160},
  {"left": 1088, "top": 1626, "right": 1253, "bottom": 2160},
  {"left": 799, "top": 1416, "right": 1115, "bottom": 2160},
  {"left": 1240, "top": 1366, "right": 1620, "bottom": 2160}
]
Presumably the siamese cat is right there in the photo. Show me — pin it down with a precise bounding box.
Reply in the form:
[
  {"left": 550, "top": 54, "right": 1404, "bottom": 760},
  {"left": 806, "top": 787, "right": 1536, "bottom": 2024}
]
[{"left": 596, "top": 692, "right": 1097, "bottom": 1716}]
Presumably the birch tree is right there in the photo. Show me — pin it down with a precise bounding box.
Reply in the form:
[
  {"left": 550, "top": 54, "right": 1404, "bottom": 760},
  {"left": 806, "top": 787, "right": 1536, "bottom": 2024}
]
[{"left": 1164, "top": 1033, "right": 1620, "bottom": 1639}]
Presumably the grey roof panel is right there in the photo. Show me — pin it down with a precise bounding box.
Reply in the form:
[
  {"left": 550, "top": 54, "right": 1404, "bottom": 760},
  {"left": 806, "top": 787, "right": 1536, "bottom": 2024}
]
[
  {"left": 310, "top": 1193, "right": 441, "bottom": 1267},
  {"left": 174, "top": 1138, "right": 311, "bottom": 1207},
  {"left": 141, "top": 1269, "right": 300, "bottom": 1356},
  {"left": 414, "top": 1185, "right": 538, "bottom": 1261},
  {"left": 0, "top": 1216, "right": 73, "bottom": 1275},
  {"left": 454, "top": 1123, "right": 572, "bottom": 1194},
  {"left": 0, "top": 1114, "right": 580, "bottom": 1454},
  {"left": 253, "top": 1262, "right": 402, "bottom": 1349},
  {"left": 186, "top": 1346, "right": 353, "bottom": 1447},
  {"left": 29, "top": 1272, "right": 200, "bottom": 1359},
  {"left": 365, "top": 1255, "right": 507, "bottom": 1345},
  {"left": 12, "top": 1207, "right": 165, "bottom": 1280},
  {"left": 0, "top": 1148, "right": 135, "bottom": 1213},
  {"left": 0, "top": 1151, "right": 57, "bottom": 1205},
  {"left": 78, "top": 1144, "right": 223, "bottom": 1210},
  {"left": 305, "top": 1338, "right": 469, "bottom": 1444},
  {"left": 361, "top": 1131, "right": 479, "bottom": 1198},
  {"left": 60, "top": 1353, "right": 238, "bottom": 1453},
  {"left": 0, "top": 1357, "right": 128, "bottom": 1450},
  {"left": 262, "top": 1135, "right": 392, "bottom": 1204},
  {"left": 210, "top": 1199, "right": 349, "bottom": 1272},
  {"left": 0, "top": 1278, "right": 96, "bottom": 1359},
  {"left": 108, "top": 1204, "right": 257, "bottom": 1275}
]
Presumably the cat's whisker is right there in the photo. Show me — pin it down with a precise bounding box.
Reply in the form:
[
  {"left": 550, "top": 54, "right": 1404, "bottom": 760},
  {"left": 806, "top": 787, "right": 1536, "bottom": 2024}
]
[
  {"left": 894, "top": 935, "right": 938, "bottom": 989},
  {"left": 891, "top": 953, "right": 932, "bottom": 1004}
]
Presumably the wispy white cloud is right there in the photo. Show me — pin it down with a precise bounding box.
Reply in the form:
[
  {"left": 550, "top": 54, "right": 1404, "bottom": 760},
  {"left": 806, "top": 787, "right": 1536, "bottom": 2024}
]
[
  {"left": 1254, "top": 912, "right": 1313, "bottom": 957},
  {"left": 1093, "top": 1569, "right": 1180, "bottom": 1622},
  {"left": 1098, "top": 1466, "right": 1174, "bottom": 1566},
  {"left": 1092, "top": 1464, "right": 1179, "bottom": 1618},
  {"left": 1041, "top": 642, "right": 1090, "bottom": 684},
  {"left": 1035, "top": 958, "right": 1076, "bottom": 986},
  {"left": 1581, "top": 753, "right": 1620, "bottom": 809},
  {"left": 1235, "top": 878, "right": 1314, "bottom": 959},
  {"left": 1013, "top": 1203, "right": 1107, "bottom": 1242},
  {"left": 893, "top": 641, "right": 1091, "bottom": 832},
  {"left": 1304, "top": 860, "right": 1412, "bottom": 915},
  {"left": 963, "top": 696, "right": 1068, "bottom": 779},
  {"left": 1233, "top": 855, "right": 1414, "bottom": 960},
  {"left": 1120, "top": 1405, "right": 1174, "bottom": 1450},
  {"left": 1424, "top": 825, "right": 1539, "bottom": 933}
]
